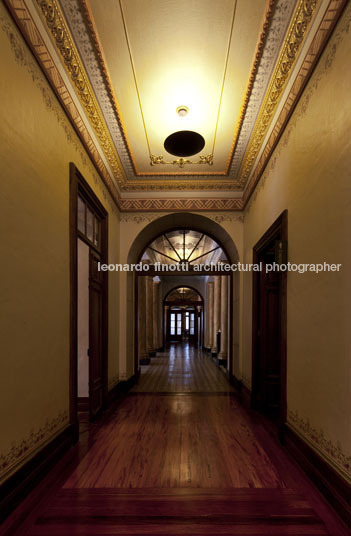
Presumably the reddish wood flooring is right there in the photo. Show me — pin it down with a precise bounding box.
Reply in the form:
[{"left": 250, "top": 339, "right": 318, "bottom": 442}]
[
  {"left": 131, "top": 343, "right": 234, "bottom": 392},
  {"left": 26, "top": 488, "right": 330, "bottom": 535},
  {"left": 64, "top": 394, "right": 282, "bottom": 488},
  {"left": 1, "top": 346, "right": 349, "bottom": 535}
]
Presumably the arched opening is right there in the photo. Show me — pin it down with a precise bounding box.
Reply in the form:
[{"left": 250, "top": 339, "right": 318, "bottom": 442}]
[
  {"left": 164, "top": 286, "right": 203, "bottom": 345},
  {"left": 126, "top": 213, "right": 240, "bottom": 384}
]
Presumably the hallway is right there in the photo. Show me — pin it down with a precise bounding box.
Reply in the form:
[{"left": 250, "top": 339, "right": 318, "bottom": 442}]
[{"left": 2, "top": 348, "right": 348, "bottom": 536}]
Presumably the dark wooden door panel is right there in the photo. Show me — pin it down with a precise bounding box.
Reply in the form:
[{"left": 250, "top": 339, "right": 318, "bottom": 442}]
[
  {"left": 89, "top": 249, "right": 103, "bottom": 420},
  {"left": 252, "top": 211, "right": 287, "bottom": 423}
]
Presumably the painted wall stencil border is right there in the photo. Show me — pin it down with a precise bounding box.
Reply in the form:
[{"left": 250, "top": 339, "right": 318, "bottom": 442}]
[
  {"left": 118, "top": 197, "right": 244, "bottom": 212},
  {"left": 0, "top": 410, "right": 69, "bottom": 483},
  {"left": 2, "top": 0, "right": 122, "bottom": 210},
  {"left": 288, "top": 410, "right": 351, "bottom": 482}
]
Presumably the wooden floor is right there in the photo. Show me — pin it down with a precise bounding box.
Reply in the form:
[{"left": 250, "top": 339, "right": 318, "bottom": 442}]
[
  {"left": 26, "top": 489, "right": 331, "bottom": 535},
  {"left": 131, "top": 343, "right": 233, "bottom": 392},
  {"left": 63, "top": 394, "right": 282, "bottom": 488},
  {"left": 2, "top": 345, "right": 349, "bottom": 536}
]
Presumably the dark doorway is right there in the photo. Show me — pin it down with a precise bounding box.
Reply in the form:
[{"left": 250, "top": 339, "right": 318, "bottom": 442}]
[
  {"left": 164, "top": 286, "right": 203, "bottom": 346},
  {"left": 252, "top": 211, "right": 287, "bottom": 425},
  {"left": 70, "top": 163, "right": 108, "bottom": 435}
]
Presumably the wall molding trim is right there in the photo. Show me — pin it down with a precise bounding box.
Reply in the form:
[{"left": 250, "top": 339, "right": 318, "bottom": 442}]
[
  {"left": 288, "top": 410, "right": 351, "bottom": 483},
  {"left": 0, "top": 410, "right": 69, "bottom": 484},
  {"left": 284, "top": 425, "right": 351, "bottom": 527},
  {"left": 0, "top": 423, "right": 75, "bottom": 523},
  {"left": 107, "top": 374, "right": 138, "bottom": 405}
]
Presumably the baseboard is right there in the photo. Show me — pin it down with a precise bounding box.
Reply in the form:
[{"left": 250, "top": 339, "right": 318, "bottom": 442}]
[
  {"left": 228, "top": 372, "right": 242, "bottom": 392},
  {"left": 107, "top": 374, "right": 137, "bottom": 404},
  {"left": 241, "top": 384, "right": 252, "bottom": 409},
  {"left": 284, "top": 425, "right": 351, "bottom": 527},
  {"left": 216, "top": 357, "right": 227, "bottom": 367},
  {"left": 0, "top": 423, "right": 75, "bottom": 523}
]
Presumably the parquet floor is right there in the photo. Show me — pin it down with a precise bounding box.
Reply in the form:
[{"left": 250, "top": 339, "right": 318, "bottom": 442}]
[
  {"left": 3, "top": 345, "right": 348, "bottom": 536},
  {"left": 131, "top": 343, "right": 233, "bottom": 393}
]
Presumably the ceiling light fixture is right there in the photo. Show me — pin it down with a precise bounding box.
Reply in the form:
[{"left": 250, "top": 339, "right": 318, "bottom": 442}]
[
  {"left": 176, "top": 105, "right": 189, "bottom": 117},
  {"left": 164, "top": 130, "right": 205, "bottom": 158}
]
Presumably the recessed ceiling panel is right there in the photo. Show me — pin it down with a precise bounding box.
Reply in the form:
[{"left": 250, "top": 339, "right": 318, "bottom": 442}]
[{"left": 88, "top": 0, "right": 267, "bottom": 174}]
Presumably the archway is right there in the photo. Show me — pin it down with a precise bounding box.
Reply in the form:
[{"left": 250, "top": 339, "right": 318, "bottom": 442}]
[
  {"left": 126, "top": 213, "right": 240, "bottom": 379},
  {"left": 164, "top": 286, "right": 203, "bottom": 345}
]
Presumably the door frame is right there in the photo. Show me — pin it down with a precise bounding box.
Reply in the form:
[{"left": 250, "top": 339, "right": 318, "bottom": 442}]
[
  {"left": 251, "top": 210, "right": 287, "bottom": 425},
  {"left": 69, "top": 163, "right": 108, "bottom": 437}
]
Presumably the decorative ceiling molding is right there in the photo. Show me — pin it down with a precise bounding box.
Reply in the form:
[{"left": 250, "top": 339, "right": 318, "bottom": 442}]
[
  {"left": 228, "top": 0, "right": 298, "bottom": 179},
  {"left": 118, "top": 198, "right": 244, "bottom": 212},
  {"left": 4, "top": 0, "right": 348, "bottom": 213},
  {"left": 3, "top": 0, "right": 122, "bottom": 207},
  {"left": 238, "top": 0, "right": 318, "bottom": 187},
  {"left": 34, "top": 0, "right": 126, "bottom": 185},
  {"left": 62, "top": 0, "right": 284, "bottom": 188},
  {"left": 243, "top": 0, "right": 348, "bottom": 205}
]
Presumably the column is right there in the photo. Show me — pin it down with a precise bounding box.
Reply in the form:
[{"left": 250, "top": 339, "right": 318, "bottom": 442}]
[
  {"left": 212, "top": 276, "right": 221, "bottom": 354},
  {"left": 138, "top": 277, "right": 149, "bottom": 363},
  {"left": 218, "top": 275, "right": 228, "bottom": 360},
  {"left": 146, "top": 276, "right": 155, "bottom": 355},
  {"left": 152, "top": 279, "right": 160, "bottom": 352},
  {"left": 205, "top": 281, "right": 214, "bottom": 349}
]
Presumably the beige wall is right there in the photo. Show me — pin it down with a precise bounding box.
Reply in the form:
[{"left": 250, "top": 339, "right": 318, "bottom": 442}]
[
  {"left": 0, "top": 3, "right": 120, "bottom": 483},
  {"left": 242, "top": 5, "right": 351, "bottom": 482}
]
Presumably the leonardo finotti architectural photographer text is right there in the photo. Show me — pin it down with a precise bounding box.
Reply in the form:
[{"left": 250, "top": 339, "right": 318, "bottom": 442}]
[{"left": 98, "top": 262, "right": 342, "bottom": 273}]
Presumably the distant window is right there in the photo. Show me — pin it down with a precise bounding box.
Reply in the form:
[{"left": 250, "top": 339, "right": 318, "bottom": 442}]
[
  {"left": 170, "top": 313, "right": 176, "bottom": 335},
  {"left": 78, "top": 195, "right": 101, "bottom": 250}
]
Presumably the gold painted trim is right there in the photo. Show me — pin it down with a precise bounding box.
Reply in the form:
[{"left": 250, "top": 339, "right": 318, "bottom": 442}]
[
  {"left": 80, "top": 0, "right": 138, "bottom": 175},
  {"left": 3, "top": 0, "right": 121, "bottom": 208},
  {"left": 243, "top": 0, "right": 349, "bottom": 207},
  {"left": 150, "top": 154, "right": 214, "bottom": 168},
  {"left": 238, "top": 0, "right": 318, "bottom": 186},
  {"left": 35, "top": 0, "right": 126, "bottom": 185},
  {"left": 224, "top": 0, "right": 276, "bottom": 173}
]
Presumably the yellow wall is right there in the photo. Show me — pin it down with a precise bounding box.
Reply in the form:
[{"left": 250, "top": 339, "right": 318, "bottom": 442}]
[
  {"left": 0, "top": 2, "right": 120, "bottom": 483},
  {"left": 242, "top": 5, "right": 351, "bottom": 482}
]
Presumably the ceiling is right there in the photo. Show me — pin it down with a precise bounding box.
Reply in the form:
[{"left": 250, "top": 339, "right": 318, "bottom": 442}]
[
  {"left": 5, "top": 0, "right": 344, "bottom": 210},
  {"left": 85, "top": 0, "right": 266, "bottom": 177}
]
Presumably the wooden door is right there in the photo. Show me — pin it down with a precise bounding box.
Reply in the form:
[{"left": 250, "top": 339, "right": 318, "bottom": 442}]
[
  {"left": 89, "top": 249, "right": 103, "bottom": 419},
  {"left": 252, "top": 211, "right": 287, "bottom": 424},
  {"left": 255, "top": 249, "right": 281, "bottom": 416}
]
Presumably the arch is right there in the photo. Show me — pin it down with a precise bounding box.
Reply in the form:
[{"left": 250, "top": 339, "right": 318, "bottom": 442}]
[
  {"left": 164, "top": 285, "right": 204, "bottom": 303},
  {"left": 127, "top": 213, "right": 239, "bottom": 265},
  {"left": 126, "top": 213, "right": 240, "bottom": 378}
]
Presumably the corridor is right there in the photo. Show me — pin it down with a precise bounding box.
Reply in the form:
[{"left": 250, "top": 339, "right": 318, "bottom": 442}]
[{"left": 2, "top": 347, "right": 348, "bottom": 536}]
